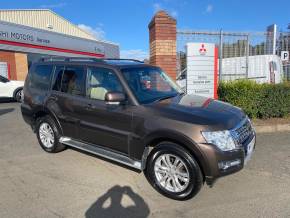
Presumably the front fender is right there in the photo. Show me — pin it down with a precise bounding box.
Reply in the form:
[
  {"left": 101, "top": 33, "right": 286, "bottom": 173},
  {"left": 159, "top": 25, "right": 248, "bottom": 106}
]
[{"left": 130, "top": 129, "right": 210, "bottom": 177}]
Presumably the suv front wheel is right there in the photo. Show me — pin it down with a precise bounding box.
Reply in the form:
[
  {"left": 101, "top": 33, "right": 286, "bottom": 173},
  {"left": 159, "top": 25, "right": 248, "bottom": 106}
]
[
  {"left": 36, "top": 115, "right": 66, "bottom": 153},
  {"left": 145, "top": 142, "right": 203, "bottom": 200}
]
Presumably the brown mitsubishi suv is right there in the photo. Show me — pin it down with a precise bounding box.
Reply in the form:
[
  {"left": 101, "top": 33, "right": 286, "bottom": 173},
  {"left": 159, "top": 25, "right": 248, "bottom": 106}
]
[{"left": 21, "top": 57, "right": 255, "bottom": 200}]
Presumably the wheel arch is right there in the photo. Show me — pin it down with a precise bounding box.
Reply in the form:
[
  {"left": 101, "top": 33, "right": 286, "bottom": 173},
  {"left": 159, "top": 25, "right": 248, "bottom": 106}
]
[
  {"left": 33, "top": 108, "right": 63, "bottom": 135},
  {"left": 142, "top": 130, "right": 209, "bottom": 180},
  {"left": 13, "top": 86, "right": 23, "bottom": 99}
]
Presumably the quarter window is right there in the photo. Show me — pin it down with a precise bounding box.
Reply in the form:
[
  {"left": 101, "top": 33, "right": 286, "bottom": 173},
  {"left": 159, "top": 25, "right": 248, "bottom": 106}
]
[{"left": 30, "top": 65, "right": 53, "bottom": 90}]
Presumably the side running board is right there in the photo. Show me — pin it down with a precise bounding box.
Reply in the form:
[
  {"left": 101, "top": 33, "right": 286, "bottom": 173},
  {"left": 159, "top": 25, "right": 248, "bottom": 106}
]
[{"left": 59, "top": 137, "right": 142, "bottom": 170}]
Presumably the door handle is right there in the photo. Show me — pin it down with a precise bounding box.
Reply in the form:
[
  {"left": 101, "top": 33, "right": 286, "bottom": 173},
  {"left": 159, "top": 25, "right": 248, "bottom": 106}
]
[
  {"left": 49, "top": 96, "right": 58, "bottom": 101},
  {"left": 85, "top": 103, "right": 95, "bottom": 110}
]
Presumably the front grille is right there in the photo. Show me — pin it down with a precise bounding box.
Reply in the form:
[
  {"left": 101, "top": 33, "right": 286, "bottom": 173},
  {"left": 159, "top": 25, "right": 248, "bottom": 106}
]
[{"left": 231, "top": 119, "right": 253, "bottom": 145}]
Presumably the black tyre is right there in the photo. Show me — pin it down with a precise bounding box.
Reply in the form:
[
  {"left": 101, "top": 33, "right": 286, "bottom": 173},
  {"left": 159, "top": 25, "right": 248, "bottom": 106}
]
[
  {"left": 14, "top": 88, "right": 23, "bottom": 102},
  {"left": 36, "top": 115, "right": 66, "bottom": 153},
  {"left": 145, "top": 142, "right": 203, "bottom": 200}
]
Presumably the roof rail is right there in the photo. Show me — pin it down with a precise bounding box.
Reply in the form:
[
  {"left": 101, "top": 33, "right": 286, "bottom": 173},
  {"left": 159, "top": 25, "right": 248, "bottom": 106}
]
[
  {"left": 38, "top": 56, "right": 144, "bottom": 64},
  {"left": 39, "top": 56, "right": 103, "bottom": 63},
  {"left": 104, "top": 58, "right": 144, "bottom": 63}
]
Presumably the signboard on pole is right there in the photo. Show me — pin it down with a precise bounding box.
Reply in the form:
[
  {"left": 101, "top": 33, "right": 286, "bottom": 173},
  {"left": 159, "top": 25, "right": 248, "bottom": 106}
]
[
  {"left": 186, "top": 43, "right": 218, "bottom": 99},
  {"left": 281, "top": 51, "right": 289, "bottom": 61}
]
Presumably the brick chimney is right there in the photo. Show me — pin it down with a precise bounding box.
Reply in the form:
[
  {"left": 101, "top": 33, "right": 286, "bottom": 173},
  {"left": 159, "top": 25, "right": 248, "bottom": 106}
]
[{"left": 148, "top": 11, "right": 177, "bottom": 80}]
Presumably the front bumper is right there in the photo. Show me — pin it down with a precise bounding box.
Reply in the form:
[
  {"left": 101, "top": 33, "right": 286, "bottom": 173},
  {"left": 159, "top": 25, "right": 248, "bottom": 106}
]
[{"left": 200, "top": 133, "right": 256, "bottom": 187}]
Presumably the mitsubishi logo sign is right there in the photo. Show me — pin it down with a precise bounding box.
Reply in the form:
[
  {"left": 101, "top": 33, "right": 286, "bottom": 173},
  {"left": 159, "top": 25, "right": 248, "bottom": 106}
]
[
  {"left": 199, "top": 44, "right": 207, "bottom": 55},
  {"left": 186, "top": 42, "right": 218, "bottom": 99}
]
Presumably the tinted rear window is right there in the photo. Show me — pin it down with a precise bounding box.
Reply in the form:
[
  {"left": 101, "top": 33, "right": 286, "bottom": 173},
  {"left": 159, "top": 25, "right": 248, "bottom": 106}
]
[
  {"left": 52, "top": 65, "right": 85, "bottom": 96},
  {"left": 30, "top": 65, "right": 53, "bottom": 90},
  {"left": 61, "top": 66, "right": 85, "bottom": 95}
]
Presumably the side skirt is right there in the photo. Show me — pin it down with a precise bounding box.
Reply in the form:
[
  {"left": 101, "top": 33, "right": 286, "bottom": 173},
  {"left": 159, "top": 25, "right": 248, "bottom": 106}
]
[{"left": 59, "top": 137, "right": 142, "bottom": 170}]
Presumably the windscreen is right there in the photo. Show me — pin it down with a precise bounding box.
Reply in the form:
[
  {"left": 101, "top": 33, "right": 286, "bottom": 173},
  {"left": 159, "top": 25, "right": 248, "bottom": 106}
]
[{"left": 121, "top": 67, "right": 182, "bottom": 104}]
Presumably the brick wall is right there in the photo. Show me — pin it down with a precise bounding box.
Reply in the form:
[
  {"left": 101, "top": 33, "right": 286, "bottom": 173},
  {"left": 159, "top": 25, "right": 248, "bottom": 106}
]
[
  {"left": 148, "top": 11, "right": 177, "bottom": 80},
  {"left": 14, "top": 53, "right": 28, "bottom": 81},
  {"left": 0, "top": 51, "right": 28, "bottom": 81}
]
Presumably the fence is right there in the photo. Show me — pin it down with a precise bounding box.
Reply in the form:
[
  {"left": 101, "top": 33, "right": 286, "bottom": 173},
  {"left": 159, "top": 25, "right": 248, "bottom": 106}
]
[{"left": 177, "top": 30, "right": 290, "bottom": 82}]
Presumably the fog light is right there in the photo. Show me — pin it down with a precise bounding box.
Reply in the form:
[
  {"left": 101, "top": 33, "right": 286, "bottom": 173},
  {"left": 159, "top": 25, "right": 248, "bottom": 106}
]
[{"left": 218, "top": 159, "right": 241, "bottom": 170}]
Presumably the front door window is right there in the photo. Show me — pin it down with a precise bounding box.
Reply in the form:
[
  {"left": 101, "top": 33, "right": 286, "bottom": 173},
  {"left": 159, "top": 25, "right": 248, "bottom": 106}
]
[{"left": 86, "top": 67, "right": 124, "bottom": 101}]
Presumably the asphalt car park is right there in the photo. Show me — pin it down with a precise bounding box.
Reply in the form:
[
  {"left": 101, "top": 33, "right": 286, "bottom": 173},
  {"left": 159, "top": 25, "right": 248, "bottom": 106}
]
[{"left": 0, "top": 102, "right": 290, "bottom": 218}]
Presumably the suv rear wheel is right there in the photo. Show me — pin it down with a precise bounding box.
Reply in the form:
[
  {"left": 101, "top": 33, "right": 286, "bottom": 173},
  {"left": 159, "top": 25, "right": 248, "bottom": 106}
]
[
  {"left": 145, "top": 142, "right": 203, "bottom": 200},
  {"left": 36, "top": 115, "right": 66, "bottom": 153}
]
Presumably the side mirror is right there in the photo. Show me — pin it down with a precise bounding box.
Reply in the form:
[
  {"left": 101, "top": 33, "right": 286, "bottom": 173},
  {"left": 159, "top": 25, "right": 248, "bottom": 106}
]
[{"left": 105, "top": 92, "right": 126, "bottom": 104}]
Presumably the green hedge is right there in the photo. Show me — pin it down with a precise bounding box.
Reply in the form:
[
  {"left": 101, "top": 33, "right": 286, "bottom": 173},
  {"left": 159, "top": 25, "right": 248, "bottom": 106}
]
[{"left": 218, "top": 80, "right": 290, "bottom": 119}]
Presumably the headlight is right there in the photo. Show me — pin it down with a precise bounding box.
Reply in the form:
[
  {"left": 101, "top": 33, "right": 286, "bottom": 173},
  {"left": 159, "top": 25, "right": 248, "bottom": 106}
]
[
  {"left": 202, "top": 130, "right": 237, "bottom": 151},
  {"left": 248, "top": 117, "right": 255, "bottom": 131}
]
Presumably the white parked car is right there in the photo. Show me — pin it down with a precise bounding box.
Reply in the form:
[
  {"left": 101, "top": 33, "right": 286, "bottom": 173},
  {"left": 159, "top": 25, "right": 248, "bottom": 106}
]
[{"left": 0, "top": 75, "right": 24, "bottom": 102}]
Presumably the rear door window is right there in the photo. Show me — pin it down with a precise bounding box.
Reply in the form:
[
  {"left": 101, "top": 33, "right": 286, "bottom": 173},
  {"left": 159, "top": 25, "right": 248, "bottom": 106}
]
[
  {"left": 61, "top": 66, "right": 85, "bottom": 96},
  {"left": 52, "top": 65, "right": 85, "bottom": 96},
  {"left": 52, "top": 66, "right": 64, "bottom": 91}
]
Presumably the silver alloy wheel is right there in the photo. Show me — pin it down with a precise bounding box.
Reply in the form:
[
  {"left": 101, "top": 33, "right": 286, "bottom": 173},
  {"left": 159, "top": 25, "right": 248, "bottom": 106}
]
[
  {"left": 154, "top": 154, "right": 190, "bottom": 193},
  {"left": 39, "top": 122, "right": 55, "bottom": 148}
]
